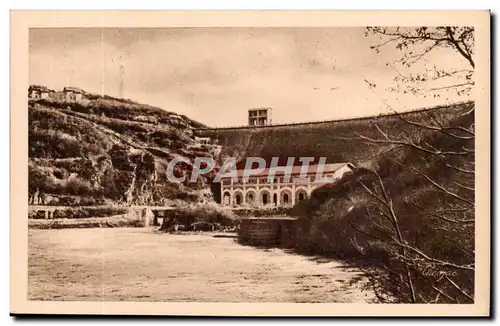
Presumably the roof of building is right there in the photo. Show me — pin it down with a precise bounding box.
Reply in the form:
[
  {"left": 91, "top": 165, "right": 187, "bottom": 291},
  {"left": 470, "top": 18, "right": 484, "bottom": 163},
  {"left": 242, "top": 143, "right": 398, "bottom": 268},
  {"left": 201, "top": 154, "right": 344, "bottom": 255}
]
[
  {"left": 63, "top": 87, "right": 83, "bottom": 93},
  {"left": 248, "top": 107, "right": 271, "bottom": 112},
  {"left": 220, "top": 162, "right": 353, "bottom": 179},
  {"left": 29, "top": 85, "right": 50, "bottom": 92}
]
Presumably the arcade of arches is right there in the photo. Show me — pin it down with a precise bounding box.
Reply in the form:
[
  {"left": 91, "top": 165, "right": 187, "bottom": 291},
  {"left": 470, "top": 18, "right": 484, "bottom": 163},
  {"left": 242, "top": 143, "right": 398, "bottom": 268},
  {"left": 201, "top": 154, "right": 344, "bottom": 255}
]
[
  {"left": 219, "top": 163, "right": 354, "bottom": 208},
  {"left": 222, "top": 186, "right": 310, "bottom": 207}
]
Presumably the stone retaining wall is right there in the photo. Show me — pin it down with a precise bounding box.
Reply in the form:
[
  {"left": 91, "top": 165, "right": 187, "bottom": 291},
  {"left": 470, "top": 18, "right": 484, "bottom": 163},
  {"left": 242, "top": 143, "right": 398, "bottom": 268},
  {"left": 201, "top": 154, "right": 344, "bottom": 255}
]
[
  {"left": 238, "top": 217, "right": 298, "bottom": 247},
  {"left": 28, "top": 206, "right": 156, "bottom": 228}
]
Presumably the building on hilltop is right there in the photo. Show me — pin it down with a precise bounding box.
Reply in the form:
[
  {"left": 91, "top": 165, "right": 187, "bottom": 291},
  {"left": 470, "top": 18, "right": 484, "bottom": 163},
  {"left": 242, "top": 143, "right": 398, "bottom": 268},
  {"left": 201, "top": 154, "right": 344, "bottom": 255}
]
[
  {"left": 220, "top": 162, "right": 355, "bottom": 207},
  {"left": 248, "top": 108, "right": 272, "bottom": 126},
  {"left": 29, "top": 85, "right": 52, "bottom": 100},
  {"left": 194, "top": 136, "right": 211, "bottom": 145},
  {"left": 63, "top": 87, "right": 84, "bottom": 102}
]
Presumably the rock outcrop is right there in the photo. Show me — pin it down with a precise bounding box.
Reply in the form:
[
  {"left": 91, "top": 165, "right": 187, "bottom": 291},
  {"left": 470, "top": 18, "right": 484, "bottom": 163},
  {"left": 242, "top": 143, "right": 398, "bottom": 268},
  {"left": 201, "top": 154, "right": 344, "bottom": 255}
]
[{"left": 28, "top": 88, "right": 218, "bottom": 206}]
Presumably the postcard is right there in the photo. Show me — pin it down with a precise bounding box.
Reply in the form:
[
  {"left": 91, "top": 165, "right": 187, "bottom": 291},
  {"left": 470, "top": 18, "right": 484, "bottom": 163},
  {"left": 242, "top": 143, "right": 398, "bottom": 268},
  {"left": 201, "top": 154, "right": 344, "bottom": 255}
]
[{"left": 10, "top": 10, "right": 490, "bottom": 316}]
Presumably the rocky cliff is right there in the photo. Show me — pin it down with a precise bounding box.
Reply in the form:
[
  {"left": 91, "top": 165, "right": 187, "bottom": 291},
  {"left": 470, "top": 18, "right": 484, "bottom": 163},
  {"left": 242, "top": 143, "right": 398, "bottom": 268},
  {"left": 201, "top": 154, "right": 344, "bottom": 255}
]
[{"left": 28, "top": 89, "right": 220, "bottom": 206}]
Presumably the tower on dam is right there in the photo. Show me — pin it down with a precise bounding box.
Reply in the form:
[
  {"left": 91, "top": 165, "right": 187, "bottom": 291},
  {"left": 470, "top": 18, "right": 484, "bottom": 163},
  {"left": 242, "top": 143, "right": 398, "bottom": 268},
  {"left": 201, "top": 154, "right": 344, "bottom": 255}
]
[{"left": 248, "top": 108, "right": 272, "bottom": 126}]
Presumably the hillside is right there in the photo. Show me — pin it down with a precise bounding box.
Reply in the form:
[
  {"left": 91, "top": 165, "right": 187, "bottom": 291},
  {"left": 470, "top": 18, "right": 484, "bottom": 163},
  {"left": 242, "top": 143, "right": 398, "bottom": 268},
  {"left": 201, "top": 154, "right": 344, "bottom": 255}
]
[
  {"left": 28, "top": 89, "right": 220, "bottom": 206},
  {"left": 29, "top": 87, "right": 474, "bottom": 212},
  {"left": 196, "top": 102, "right": 473, "bottom": 167}
]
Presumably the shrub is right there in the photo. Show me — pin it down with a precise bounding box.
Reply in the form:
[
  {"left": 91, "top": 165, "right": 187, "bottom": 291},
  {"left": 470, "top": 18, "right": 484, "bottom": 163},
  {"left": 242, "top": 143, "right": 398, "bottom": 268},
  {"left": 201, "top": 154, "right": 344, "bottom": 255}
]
[
  {"left": 183, "top": 203, "right": 236, "bottom": 225},
  {"left": 63, "top": 177, "right": 93, "bottom": 196},
  {"left": 49, "top": 206, "right": 129, "bottom": 219},
  {"left": 161, "top": 203, "right": 236, "bottom": 231},
  {"left": 28, "top": 213, "right": 146, "bottom": 229}
]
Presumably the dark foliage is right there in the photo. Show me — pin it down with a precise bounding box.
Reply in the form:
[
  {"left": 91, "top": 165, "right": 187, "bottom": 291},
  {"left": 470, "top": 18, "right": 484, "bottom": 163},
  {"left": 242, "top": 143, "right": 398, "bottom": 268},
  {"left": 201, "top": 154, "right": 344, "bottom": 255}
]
[{"left": 291, "top": 102, "right": 474, "bottom": 303}]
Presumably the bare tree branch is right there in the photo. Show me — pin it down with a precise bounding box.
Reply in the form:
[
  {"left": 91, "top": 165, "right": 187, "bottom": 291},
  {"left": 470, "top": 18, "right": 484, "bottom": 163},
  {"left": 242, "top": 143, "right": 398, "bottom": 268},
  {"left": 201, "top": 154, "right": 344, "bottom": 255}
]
[
  {"left": 357, "top": 25, "right": 476, "bottom": 304},
  {"left": 348, "top": 220, "right": 386, "bottom": 242},
  {"left": 352, "top": 132, "right": 471, "bottom": 156},
  {"left": 394, "top": 160, "right": 475, "bottom": 206},
  {"left": 435, "top": 206, "right": 470, "bottom": 213},
  {"left": 423, "top": 82, "right": 474, "bottom": 94},
  {"left": 446, "top": 27, "right": 475, "bottom": 68},
  {"left": 362, "top": 168, "right": 417, "bottom": 302},
  {"left": 430, "top": 115, "right": 475, "bottom": 136},
  {"left": 445, "top": 162, "right": 475, "bottom": 175},
  {"left": 391, "top": 110, "right": 475, "bottom": 140},
  {"left": 367, "top": 26, "right": 475, "bottom": 101},
  {"left": 391, "top": 237, "right": 475, "bottom": 271},
  {"left": 359, "top": 181, "right": 392, "bottom": 211},
  {"left": 410, "top": 201, "right": 474, "bottom": 224},
  {"left": 445, "top": 275, "right": 474, "bottom": 301},
  {"left": 358, "top": 145, "right": 403, "bottom": 162},
  {"left": 432, "top": 285, "right": 456, "bottom": 302},
  {"left": 368, "top": 26, "right": 475, "bottom": 68},
  {"left": 454, "top": 182, "right": 475, "bottom": 192}
]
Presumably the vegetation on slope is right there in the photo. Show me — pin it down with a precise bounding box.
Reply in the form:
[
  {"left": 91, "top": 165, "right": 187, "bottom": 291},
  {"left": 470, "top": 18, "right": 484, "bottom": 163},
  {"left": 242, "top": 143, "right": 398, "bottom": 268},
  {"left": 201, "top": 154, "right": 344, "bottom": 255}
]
[
  {"left": 160, "top": 202, "right": 237, "bottom": 232},
  {"left": 29, "top": 92, "right": 217, "bottom": 206},
  {"left": 292, "top": 101, "right": 475, "bottom": 303}
]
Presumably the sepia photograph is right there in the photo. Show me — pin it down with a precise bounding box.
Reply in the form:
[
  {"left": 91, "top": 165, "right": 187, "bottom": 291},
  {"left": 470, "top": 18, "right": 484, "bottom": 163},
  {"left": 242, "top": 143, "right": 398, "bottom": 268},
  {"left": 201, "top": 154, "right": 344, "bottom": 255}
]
[{"left": 10, "top": 10, "right": 491, "bottom": 316}]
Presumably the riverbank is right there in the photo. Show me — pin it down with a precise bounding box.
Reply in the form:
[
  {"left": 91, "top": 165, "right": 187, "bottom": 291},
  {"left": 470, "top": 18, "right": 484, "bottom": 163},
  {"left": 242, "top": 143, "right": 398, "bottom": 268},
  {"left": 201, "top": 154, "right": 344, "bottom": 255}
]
[{"left": 28, "top": 228, "right": 375, "bottom": 302}]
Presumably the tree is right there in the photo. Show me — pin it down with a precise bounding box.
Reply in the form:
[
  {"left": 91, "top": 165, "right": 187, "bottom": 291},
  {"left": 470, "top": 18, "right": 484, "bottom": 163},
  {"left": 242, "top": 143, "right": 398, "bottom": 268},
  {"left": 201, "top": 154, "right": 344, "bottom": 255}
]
[
  {"left": 338, "top": 27, "right": 477, "bottom": 303},
  {"left": 352, "top": 106, "right": 474, "bottom": 302},
  {"left": 366, "top": 27, "right": 474, "bottom": 100}
]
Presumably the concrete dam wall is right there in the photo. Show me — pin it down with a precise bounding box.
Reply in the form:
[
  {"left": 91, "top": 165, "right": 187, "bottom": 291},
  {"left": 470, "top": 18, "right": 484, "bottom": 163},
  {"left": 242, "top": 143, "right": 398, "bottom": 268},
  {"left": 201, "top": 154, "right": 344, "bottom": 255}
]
[{"left": 194, "top": 102, "right": 473, "bottom": 166}]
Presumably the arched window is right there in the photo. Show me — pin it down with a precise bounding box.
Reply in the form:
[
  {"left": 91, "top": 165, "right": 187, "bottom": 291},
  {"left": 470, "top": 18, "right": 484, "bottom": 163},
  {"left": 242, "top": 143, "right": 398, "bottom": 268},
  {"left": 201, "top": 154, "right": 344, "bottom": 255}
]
[
  {"left": 259, "top": 189, "right": 271, "bottom": 206},
  {"left": 223, "top": 193, "right": 231, "bottom": 205},
  {"left": 246, "top": 191, "right": 256, "bottom": 205},
  {"left": 295, "top": 189, "right": 308, "bottom": 202},
  {"left": 280, "top": 189, "right": 293, "bottom": 206}
]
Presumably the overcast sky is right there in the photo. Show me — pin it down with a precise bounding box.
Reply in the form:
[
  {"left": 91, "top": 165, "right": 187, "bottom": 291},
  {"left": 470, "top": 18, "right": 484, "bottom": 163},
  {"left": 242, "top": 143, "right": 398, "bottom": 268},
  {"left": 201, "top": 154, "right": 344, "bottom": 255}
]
[{"left": 29, "top": 28, "right": 470, "bottom": 127}]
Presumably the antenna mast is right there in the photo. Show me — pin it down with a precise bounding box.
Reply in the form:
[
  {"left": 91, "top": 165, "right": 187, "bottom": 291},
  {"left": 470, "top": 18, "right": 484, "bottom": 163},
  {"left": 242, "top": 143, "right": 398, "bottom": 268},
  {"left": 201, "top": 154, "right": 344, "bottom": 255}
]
[
  {"left": 100, "top": 29, "right": 104, "bottom": 97},
  {"left": 119, "top": 64, "right": 125, "bottom": 99}
]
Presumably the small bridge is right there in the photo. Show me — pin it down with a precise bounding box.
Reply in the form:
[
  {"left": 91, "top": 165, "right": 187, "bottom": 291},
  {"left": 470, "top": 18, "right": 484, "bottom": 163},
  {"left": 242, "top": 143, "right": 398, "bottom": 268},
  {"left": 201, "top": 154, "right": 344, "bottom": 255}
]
[{"left": 28, "top": 205, "right": 176, "bottom": 226}]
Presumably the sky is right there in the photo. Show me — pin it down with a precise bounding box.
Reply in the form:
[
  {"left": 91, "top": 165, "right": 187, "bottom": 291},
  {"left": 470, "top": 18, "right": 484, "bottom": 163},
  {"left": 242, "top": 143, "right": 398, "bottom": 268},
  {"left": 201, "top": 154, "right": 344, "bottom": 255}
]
[{"left": 29, "top": 28, "right": 471, "bottom": 127}]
